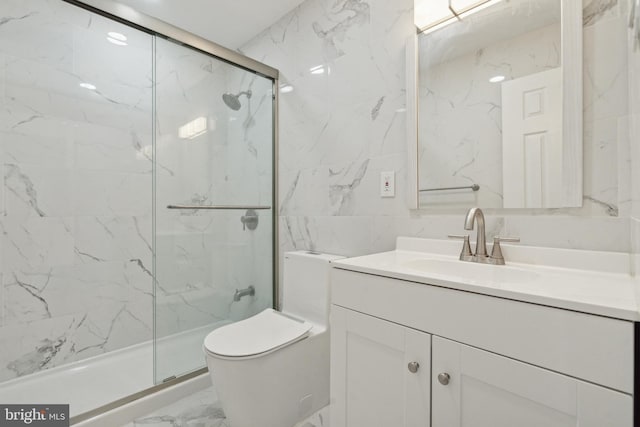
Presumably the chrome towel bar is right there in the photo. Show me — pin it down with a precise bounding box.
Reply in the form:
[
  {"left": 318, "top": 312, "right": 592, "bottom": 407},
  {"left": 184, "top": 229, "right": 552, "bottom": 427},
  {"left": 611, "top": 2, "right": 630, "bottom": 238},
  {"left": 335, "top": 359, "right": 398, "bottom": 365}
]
[
  {"left": 167, "top": 205, "right": 271, "bottom": 210},
  {"left": 419, "top": 184, "right": 480, "bottom": 192}
]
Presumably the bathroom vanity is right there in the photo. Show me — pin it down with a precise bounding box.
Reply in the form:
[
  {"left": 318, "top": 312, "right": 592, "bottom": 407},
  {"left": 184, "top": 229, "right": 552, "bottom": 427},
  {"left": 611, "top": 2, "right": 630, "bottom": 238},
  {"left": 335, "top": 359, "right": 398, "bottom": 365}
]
[{"left": 329, "top": 238, "right": 638, "bottom": 426}]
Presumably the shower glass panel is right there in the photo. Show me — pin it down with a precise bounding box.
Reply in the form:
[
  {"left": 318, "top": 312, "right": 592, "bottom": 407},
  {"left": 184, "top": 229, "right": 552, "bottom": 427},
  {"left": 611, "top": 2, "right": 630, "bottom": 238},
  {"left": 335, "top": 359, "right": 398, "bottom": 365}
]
[
  {"left": 0, "top": 0, "right": 154, "bottom": 416},
  {"left": 154, "top": 38, "right": 275, "bottom": 382}
]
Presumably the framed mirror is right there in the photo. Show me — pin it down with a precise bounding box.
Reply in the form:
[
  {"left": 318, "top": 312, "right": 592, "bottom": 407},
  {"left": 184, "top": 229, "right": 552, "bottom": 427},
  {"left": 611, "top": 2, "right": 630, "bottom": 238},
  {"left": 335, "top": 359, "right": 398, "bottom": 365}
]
[{"left": 406, "top": 0, "right": 583, "bottom": 210}]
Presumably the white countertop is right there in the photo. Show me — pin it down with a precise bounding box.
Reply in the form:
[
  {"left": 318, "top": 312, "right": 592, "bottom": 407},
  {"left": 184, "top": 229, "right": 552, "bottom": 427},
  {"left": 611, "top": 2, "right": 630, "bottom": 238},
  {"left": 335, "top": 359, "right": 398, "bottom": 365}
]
[{"left": 332, "top": 238, "right": 640, "bottom": 321}]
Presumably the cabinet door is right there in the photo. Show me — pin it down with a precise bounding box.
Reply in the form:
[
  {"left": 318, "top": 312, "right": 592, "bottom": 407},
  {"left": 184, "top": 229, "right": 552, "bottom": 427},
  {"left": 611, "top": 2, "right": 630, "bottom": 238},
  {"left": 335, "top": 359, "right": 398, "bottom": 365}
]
[
  {"left": 330, "top": 306, "right": 431, "bottom": 427},
  {"left": 432, "top": 336, "right": 633, "bottom": 427}
]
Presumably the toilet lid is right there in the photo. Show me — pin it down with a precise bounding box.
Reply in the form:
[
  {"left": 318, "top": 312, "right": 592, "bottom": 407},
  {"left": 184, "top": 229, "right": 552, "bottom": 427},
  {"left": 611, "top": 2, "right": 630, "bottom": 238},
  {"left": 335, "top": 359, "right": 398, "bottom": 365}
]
[{"left": 204, "top": 308, "right": 313, "bottom": 358}]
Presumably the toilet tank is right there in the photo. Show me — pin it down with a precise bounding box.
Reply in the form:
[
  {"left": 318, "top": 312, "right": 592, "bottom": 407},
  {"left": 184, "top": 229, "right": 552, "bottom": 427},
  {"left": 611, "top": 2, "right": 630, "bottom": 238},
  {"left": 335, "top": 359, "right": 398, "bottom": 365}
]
[{"left": 282, "top": 251, "right": 344, "bottom": 327}]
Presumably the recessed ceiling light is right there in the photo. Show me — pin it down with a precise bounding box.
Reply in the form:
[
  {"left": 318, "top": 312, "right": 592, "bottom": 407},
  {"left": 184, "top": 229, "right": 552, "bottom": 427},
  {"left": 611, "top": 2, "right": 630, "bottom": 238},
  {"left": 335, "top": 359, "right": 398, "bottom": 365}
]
[
  {"left": 107, "top": 31, "right": 128, "bottom": 46},
  {"left": 280, "top": 84, "right": 294, "bottom": 93},
  {"left": 489, "top": 75, "right": 506, "bottom": 83},
  {"left": 179, "top": 116, "right": 208, "bottom": 139},
  {"left": 79, "top": 82, "right": 97, "bottom": 90},
  {"left": 309, "top": 65, "right": 325, "bottom": 75},
  {"left": 108, "top": 31, "right": 127, "bottom": 41}
]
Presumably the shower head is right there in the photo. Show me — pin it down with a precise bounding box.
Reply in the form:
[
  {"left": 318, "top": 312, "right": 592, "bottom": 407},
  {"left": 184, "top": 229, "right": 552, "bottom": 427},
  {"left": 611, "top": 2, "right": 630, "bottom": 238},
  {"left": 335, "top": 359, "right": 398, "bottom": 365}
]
[{"left": 222, "top": 90, "right": 252, "bottom": 111}]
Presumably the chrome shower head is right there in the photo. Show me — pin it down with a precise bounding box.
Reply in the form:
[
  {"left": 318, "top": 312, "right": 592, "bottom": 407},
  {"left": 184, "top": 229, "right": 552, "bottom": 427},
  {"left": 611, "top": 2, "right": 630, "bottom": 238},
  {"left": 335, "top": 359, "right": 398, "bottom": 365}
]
[{"left": 222, "top": 90, "right": 252, "bottom": 111}]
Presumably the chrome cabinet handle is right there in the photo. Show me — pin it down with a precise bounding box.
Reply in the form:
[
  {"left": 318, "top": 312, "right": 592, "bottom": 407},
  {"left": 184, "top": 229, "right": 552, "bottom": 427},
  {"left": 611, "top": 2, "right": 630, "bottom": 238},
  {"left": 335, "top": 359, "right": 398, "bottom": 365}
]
[
  {"left": 407, "top": 362, "right": 420, "bottom": 373},
  {"left": 437, "top": 372, "right": 450, "bottom": 385}
]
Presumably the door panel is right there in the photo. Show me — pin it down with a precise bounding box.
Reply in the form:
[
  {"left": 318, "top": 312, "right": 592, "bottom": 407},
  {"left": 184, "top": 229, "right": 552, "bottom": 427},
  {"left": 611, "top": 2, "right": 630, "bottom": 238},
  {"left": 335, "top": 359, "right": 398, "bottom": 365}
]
[
  {"left": 502, "top": 68, "right": 562, "bottom": 208},
  {"left": 432, "top": 336, "right": 632, "bottom": 427},
  {"left": 330, "top": 306, "right": 431, "bottom": 427}
]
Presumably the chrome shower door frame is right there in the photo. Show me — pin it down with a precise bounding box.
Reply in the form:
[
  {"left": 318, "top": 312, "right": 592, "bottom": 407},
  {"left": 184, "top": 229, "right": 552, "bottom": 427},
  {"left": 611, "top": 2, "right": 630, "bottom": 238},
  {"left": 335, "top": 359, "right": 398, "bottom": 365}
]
[{"left": 61, "top": 0, "right": 280, "bottom": 423}]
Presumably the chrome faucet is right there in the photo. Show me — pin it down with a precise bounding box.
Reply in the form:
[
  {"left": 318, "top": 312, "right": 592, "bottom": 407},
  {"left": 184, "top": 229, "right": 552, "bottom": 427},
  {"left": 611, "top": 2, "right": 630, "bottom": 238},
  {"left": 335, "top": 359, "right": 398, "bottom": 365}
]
[
  {"left": 449, "top": 207, "right": 520, "bottom": 265},
  {"left": 464, "top": 207, "right": 488, "bottom": 258}
]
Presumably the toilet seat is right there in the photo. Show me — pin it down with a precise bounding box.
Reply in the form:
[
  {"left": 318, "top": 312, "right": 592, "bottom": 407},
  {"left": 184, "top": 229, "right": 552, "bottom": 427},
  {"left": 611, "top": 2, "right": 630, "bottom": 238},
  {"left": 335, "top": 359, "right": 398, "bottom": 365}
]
[{"left": 204, "top": 308, "right": 312, "bottom": 359}]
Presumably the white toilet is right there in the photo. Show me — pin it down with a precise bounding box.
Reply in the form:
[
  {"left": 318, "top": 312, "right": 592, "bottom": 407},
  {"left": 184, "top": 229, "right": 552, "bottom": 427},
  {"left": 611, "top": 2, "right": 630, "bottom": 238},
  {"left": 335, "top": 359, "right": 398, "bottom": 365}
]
[{"left": 203, "top": 251, "right": 344, "bottom": 427}]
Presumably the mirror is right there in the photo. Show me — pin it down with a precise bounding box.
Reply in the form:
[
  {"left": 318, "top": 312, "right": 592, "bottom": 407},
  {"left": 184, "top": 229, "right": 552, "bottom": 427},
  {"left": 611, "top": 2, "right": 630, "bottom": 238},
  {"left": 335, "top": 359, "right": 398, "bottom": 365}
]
[{"left": 408, "top": 0, "right": 583, "bottom": 209}]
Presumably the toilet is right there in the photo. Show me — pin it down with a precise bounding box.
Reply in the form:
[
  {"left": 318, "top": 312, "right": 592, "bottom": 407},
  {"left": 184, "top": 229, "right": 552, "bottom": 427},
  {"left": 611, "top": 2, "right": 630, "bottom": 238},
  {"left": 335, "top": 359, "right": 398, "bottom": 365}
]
[{"left": 203, "top": 251, "right": 344, "bottom": 427}]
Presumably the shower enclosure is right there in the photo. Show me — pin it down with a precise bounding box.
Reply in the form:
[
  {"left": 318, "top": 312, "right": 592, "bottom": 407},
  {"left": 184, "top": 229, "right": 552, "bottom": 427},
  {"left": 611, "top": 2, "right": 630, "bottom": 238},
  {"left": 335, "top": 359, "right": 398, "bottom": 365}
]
[{"left": 0, "top": 0, "right": 277, "bottom": 419}]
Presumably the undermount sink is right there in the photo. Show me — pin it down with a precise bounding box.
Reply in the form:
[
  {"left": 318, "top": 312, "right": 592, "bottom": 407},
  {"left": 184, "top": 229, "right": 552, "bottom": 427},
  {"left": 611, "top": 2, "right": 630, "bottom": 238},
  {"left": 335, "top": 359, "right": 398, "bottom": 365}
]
[{"left": 402, "top": 258, "right": 540, "bottom": 284}]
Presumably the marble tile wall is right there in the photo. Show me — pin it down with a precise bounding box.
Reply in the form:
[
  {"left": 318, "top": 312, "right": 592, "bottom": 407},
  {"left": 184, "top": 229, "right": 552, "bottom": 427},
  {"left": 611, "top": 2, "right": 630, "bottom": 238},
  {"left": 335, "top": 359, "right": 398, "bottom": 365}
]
[
  {"left": 628, "top": 0, "right": 640, "bottom": 306},
  {"left": 0, "top": 0, "right": 155, "bottom": 382},
  {"left": 0, "top": 0, "right": 276, "bottom": 384},
  {"left": 239, "top": 0, "right": 636, "bottom": 296}
]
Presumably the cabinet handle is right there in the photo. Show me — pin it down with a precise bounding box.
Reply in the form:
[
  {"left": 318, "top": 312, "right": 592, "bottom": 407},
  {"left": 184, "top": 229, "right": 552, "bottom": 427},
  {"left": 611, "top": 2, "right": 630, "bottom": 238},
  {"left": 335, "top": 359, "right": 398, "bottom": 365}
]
[
  {"left": 437, "top": 373, "right": 450, "bottom": 385},
  {"left": 407, "top": 362, "right": 420, "bottom": 373}
]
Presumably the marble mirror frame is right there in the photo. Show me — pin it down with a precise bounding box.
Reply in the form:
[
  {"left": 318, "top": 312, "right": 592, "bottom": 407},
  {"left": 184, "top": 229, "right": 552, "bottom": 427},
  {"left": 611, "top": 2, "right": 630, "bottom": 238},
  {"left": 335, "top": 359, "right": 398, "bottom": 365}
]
[{"left": 406, "top": 0, "right": 583, "bottom": 210}]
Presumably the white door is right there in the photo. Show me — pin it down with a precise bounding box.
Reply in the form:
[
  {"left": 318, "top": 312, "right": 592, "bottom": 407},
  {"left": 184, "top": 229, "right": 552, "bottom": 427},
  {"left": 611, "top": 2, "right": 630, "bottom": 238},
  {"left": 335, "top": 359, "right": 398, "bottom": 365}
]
[
  {"left": 330, "top": 306, "right": 431, "bottom": 427},
  {"left": 432, "top": 336, "right": 633, "bottom": 427},
  {"left": 502, "top": 68, "right": 563, "bottom": 208}
]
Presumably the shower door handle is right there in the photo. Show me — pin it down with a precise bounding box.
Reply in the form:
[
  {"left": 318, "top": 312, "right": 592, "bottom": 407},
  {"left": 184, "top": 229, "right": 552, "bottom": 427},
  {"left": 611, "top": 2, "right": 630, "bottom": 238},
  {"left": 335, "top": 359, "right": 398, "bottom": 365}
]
[{"left": 167, "top": 204, "right": 271, "bottom": 210}]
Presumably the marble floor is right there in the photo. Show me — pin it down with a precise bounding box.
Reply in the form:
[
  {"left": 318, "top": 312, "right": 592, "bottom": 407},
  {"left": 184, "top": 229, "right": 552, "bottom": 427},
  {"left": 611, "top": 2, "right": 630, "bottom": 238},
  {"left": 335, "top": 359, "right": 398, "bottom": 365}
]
[{"left": 121, "top": 386, "right": 329, "bottom": 427}]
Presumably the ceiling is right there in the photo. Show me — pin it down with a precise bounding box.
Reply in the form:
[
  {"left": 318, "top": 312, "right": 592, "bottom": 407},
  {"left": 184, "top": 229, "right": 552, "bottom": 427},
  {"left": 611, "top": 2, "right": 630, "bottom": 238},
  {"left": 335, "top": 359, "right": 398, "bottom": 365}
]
[{"left": 112, "top": 0, "right": 306, "bottom": 49}]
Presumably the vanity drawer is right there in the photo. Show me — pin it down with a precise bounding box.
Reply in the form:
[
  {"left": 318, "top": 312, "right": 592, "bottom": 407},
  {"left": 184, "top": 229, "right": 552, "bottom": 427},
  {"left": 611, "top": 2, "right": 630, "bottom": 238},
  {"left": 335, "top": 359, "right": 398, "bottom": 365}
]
[{"left": 331, "top": 268, "right": 634, "bottom": 394}]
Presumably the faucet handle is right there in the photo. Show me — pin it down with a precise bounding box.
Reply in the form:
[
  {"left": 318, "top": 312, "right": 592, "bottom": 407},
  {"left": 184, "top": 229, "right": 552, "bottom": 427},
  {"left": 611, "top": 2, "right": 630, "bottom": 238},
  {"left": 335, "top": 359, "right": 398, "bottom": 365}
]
[
  {"left": 493, "top": 236, "right": 520, "bottom": 243},
  {"left": 448, "top": 234, "right": 473, "bottom": 260},
  {"left": 490, "top": 236, "right": 520, "bottom": 264}
]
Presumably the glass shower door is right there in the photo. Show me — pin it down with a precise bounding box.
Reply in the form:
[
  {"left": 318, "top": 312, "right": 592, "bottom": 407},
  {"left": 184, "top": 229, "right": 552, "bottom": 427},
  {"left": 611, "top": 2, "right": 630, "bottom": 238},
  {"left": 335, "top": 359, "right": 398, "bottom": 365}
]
[{"left": 153, "top": 37, "right": 274, "bottom": 382}]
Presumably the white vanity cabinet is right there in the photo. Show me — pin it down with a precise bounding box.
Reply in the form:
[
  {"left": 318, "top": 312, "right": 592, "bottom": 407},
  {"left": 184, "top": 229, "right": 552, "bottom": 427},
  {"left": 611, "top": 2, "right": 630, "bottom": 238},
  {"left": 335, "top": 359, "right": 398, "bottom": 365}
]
[
  {"left": 432, "top": 336, "right": 632, "bottom": 427},
  {"left": 330, "top": 267, "right": 635, "bottom": 427},
  {"left": 330, "top": 306, "right": 431, "bottom": 427}
]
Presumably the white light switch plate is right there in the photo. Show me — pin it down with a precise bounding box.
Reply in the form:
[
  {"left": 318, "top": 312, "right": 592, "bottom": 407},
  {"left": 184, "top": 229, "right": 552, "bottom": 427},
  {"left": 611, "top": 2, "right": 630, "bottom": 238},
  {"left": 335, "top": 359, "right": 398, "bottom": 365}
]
[{"left": 380, "top": 171, "right": 395, "bottom": 197}]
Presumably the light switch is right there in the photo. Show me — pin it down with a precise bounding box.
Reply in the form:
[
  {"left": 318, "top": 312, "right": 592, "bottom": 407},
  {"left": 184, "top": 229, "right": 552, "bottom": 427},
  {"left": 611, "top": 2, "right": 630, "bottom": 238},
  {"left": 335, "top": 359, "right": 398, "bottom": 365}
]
[{"left": 380, "top": 171, "right": 395, "bottom": 197}]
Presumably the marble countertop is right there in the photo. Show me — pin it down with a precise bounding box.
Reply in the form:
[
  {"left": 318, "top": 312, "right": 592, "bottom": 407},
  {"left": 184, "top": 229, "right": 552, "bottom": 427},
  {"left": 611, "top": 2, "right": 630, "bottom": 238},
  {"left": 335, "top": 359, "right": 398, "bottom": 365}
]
[{"left": 332, "top": 238, "right": 640, "bottom": 321}]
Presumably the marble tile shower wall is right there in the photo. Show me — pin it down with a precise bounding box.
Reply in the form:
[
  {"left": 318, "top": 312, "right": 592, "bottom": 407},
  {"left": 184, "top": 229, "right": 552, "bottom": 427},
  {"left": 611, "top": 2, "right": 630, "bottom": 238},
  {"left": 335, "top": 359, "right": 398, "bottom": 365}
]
[
  {"left": 240, "top": 0, "right": 635, "bottom": 274},
  {"left": 0, "top": 0, "right": 154, "bottom": 381}
]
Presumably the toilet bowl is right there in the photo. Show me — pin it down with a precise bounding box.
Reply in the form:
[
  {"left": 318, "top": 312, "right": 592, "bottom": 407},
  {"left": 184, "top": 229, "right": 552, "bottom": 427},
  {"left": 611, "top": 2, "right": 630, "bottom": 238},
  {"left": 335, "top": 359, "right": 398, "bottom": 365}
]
[{"left": 203, "top": 251, "right": 343, "bottom": 427}]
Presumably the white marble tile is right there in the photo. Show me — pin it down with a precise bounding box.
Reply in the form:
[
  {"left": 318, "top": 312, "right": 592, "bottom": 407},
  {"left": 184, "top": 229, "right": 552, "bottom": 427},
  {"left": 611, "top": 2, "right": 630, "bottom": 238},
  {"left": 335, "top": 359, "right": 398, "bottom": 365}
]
[
  {"left": 73, "top": 171, "right": 151, "bottom": 217},
  {"left": 583, "top": 11, "right": 629, "bottom": 123},
  {"left": 582, "top": 117, "right": 620, "bottom": 216},
  {"left": 4, "top": 163, "right": 74, "bottom": 219},
  {"left": 74, "top": 216, "right": 152, "bottom": 263},
  {"left": 504, "top": 215, "right": 630, "bottom": 252},
  {"left": 280, "top": 167, "right": 329, "bottom": 216},
  {"left": 0, "top": 314, "right": 74, "bottom": 381},
  {"left": 120, "top": 385, "right": 329, "bottom": 427},
  {"left": 616, "top": 115, "right": 632, "bottom": 217},
  {"left": 0, "top": 294, "right": 152, "bottom": 381},
  {"left": 0, "top": 0, "right": 155, "bottom": 384},
  {"left": 0, "top": 216, "right": 75, "bottom": 272},
  {"left": 122, "top": 387, "right": 227, "bottom": 427},
  {"left": 583, "top": 0, "right": 621, "bottom": 27},
  {"left": 2, "top": 131, "right": 73, "bottom": 169}
]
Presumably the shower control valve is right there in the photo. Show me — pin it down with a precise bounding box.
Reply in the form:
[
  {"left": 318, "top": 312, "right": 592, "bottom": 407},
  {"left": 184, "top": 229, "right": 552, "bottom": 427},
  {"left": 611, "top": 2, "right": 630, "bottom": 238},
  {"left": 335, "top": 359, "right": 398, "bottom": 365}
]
[{"left": 241, "top": 209, "right": 259, "bottom": 231}]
